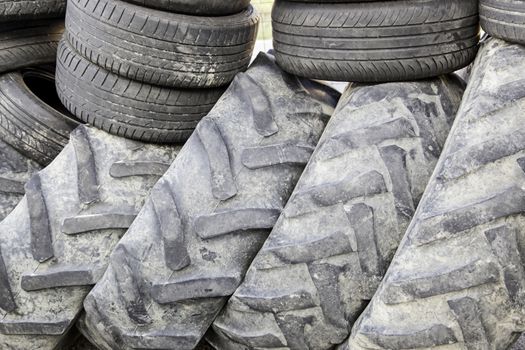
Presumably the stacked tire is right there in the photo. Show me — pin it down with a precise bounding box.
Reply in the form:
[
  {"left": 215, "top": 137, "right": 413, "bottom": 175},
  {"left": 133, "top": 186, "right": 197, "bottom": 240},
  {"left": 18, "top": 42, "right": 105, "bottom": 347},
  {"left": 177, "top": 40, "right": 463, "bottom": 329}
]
[{"left": 57, "top": 0, "right": 260, "bottom": 143}]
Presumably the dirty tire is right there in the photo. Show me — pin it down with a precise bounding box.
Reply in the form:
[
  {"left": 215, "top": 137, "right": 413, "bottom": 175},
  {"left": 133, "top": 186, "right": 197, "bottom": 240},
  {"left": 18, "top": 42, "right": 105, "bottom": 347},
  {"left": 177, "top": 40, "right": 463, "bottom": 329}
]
[
  {"left": 121, "top": 0, "right": 251, "bottom": 15},
  {"left": 342, "top": 38, "right": 525, "bottom": 350},
  {"left": 56, "top": 39, "right": 225, "bottom": 143},
  {"left": 65, "top": 0, "right": 259, "bottom": 88},
  {"left": 0, "top": 20, "right": 64, "bottom": 75},
  {"left": 0, "top": 0, "right": 65, "bottom": 22},
  {"left": 272, "top": 0, "right": 480, "bottom": 82},
  {"left": 0, "top": 68, "right": 80, "bottom": 166},
  {"left": 80, "top": 53, "right": 340, "bottom": 350},
  {"left": 0, "top": 126, "right": 180, "bottom": 350},
  {"left": 207, "top": 77, "right": 464, "bottom": 349},
  {"left": 480, "top": 0, "right": 525, "bottom": 44}
]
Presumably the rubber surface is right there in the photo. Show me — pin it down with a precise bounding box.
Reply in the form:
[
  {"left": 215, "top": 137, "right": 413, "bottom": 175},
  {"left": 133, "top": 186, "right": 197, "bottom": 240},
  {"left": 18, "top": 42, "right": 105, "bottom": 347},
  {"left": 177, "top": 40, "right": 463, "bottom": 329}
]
[
  {"left": 0, "top": 20, "right": 64, "bottom": 75},
  {"left": 481, "top": 0, "right": 525, "bottom": 44},
  {"left": 121, "top": 0, "right": 251, "bottom": 16},
  {"left": 207, "top": 76, "right": 464, "bottom": 350},
  {"left": 81, "top": 53, "right": 340, "bottom": 350},
  {"left": 273, "top": 0, "right": 480, "bottom": 82},
  {"left": 343, "top": 38, "right": 525, "bottom": 350},
  {"left": 56, "top": 39, "right": 225, "bottom": 144},
  {"left": 0, "top": 126, "right": 180, "bottom": 350},
  {"left": 66, "top": 0, "right": 259, "bottom": 88},
  {"left": 0, "top": 0, "right": 65, "bottom": 22}
]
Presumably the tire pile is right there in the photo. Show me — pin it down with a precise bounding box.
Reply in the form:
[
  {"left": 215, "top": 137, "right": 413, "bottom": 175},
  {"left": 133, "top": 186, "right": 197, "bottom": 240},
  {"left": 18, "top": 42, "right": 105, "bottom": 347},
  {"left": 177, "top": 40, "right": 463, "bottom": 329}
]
[{"left": 0, "top": 0, "right": 524, "bottom": 350}]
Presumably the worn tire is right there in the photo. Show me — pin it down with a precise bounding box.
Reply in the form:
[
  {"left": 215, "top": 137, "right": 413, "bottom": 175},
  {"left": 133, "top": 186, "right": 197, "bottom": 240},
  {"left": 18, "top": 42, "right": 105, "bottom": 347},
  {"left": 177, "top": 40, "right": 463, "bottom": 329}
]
[
  {"left": 80, "top": 53, "right": 339, "bottom": 350},
  {"left": 207, "top": 77, "right": 464, "bottom": 349},
  {"left": 480, "top": 0, "right": 525, "bottom": 44},
  {"left": 56, "top": 39, "right": 225, "bottom": 143},
  {"left": 121, "top": 0, "right": 251, "bottom": 15},
  {"left": 343, "top": 38, "right": 525, "bottom": 350},
  {"left": 65, "top": 0, "right": 259, "bottom": 88},
  {"left": 273, "top": 0, "right": 480, "bottom": 82},
  {"left": 0, "top": 0, "right": 65, "bottom": 22},
  {"left": 0, "top": 20, "right": 64, "bottom": 75},
  {"left": 0, "top": 68, "right": 80, "bottom": 166},
  {"left": 0, "top": 126, "right": 180, "bottom": 350}
]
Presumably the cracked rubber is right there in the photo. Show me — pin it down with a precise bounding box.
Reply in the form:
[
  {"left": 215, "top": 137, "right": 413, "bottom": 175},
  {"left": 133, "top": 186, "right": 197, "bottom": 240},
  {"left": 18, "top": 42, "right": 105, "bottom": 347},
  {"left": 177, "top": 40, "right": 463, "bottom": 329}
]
[
  {"left": 80, "top": 53, "right": 340, "bottom": 350},
  {"left": 0, "top": 20, "right": 64, "bottom": 75},
  {"left": 207, "top": 76, "right": 465, "bottom": 349},
  {"left": 120, "top": 0, "right": 251, "bottom": 16},
  {"left": 0, "top": 0, "right": 65, "bottom": 22},
  {"left": 0, "top": 126, "right": 180, "bottom": 350},
  {"left": 56, "top": 39, "right": 225, "bottom": 143},
  {"left": 65, "top": 0, "right": 259, "bottom": 88},
  {"left": 272, "top": 0, "right": 480, "bottom": 82},
  {"left": 481, "top": 0, "right": 525, "bottom": 45},
  {"left": 343, "top": 38, "right": 525, "bottom": 350}
]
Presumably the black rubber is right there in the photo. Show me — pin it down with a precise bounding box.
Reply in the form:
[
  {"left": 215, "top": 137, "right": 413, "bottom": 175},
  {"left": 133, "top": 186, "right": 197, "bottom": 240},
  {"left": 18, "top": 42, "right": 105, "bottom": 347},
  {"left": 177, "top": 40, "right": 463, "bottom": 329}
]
[
  {"left": 343, "top": 38, "right": 525, "bottom": 350},
  {"left": 0, "top": 20, "right": 64, "bottom": 75},
  {"left": 56, "top": 39, "right": 225, "bottom": 144},
  {"left": 480, "top": 0, "right": 525, "bottom": 44},
  {"left": 0, "top": 126, "right": 180, "bottom": 350},
  {"left": 80, "top": 53, "right": 340, "bottom": 350},
  {"left": 272, "top": 0, "right": 480, "bottom": 82},
  {"left": 121, "top": 0, "right": 251, "bottom": 16},
  {"left": 0, "top": 0, "right": 65, "bottom": 22},
  {"left": 65, "top": 0, "right": 259, "bottom": 88},
  {"left": 0, "top": 68, "right": 80, "bottom": 166}
]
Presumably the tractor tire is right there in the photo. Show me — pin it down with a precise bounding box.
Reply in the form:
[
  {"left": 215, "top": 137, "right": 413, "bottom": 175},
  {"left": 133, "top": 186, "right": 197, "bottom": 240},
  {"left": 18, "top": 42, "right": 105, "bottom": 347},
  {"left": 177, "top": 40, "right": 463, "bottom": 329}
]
[
  {"left": 80, "top": 53, "right": 340, "bottom": 350},
  {"left": 480, "top": 0, "right": 525, "bottom": 45},
  {"left": 121, "top": 0, "right": 251, "bottom": 16},
  {"left": 0, "top": 126, "right": 180, "bottom": 350},
  {"left": 207, "top": 76, "right": 464, "bottom": 349},
  {"left": 56, "top": 39, "right": 225, "bottom": 143},
  {"left": 65, "top": 0, "right": 259, "bottom": 88},
  {"left": 0, "top": 20, "right": 64, "bottom": 75},
  {"left": 0, "top": 0, "right": 65, "bottom": 22},
  {"left": 272, "top": 0, "right": 480, "bottom": 82},
  {"left": 343, "top": 38, "right": 525, "bottom": 350}
]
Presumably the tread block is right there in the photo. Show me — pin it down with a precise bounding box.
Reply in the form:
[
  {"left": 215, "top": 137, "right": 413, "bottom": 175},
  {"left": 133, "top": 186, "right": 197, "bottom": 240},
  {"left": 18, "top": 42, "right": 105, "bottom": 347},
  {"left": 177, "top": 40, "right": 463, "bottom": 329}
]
[
  {"left": 0, "top": 319, "right": 69, "bottom": 335},
  {"left": 151, "top": 274, "right": 240, "bottom": 304},
  {"left": 213, "top": 320, "right": 286, "bottom": 348},
  {"left": 416, "top": 186, "right": 525, "bottom": 245},
  {"left": 109, "top": 161, "right": 171, "bottom": 178},
  {"left": 21, "top": 265, "right": 103, "bottom": 291},
  {"left": 194, "top": 208, "right": 281, "bottom": 239},
  {"left": 0, "top": 249, "right": 15, "bottom": 312},
  {"left": 318, "top": 118, "right": 416, "bottom": 160},
  {"left": 448, "top": 297, "right": 489, "bottom": 349},
  {"left": 518, "top": 157, "right": 525, "bottom": 173},
  {"left": 241, "top": 142, "right": 314, "bottom": 169},
  {"left": 383, "top": 260, "right": 500, "bottom": 305},
  {"left": 122, "top": 331, "right": 200, "bottom": 350},
  {"left": 151, "top": 180, "right": 190, "bottom": 271},
  {"left": 70, "top": 127, "right": 99, "bottom": 204},
  {"left": 359, "top": 324, "right": 457, "bottom": 349},
  {"left": 236, "top": 73, "right": 278, "bottom": 137},
  {"left": 0, "top": 176, "right": 25, "bottom": 194},
  {"left": 25, "top": 174, "right": 53, "bottom": 262},
  {"left": 346, "top": 203, "right": 382, "bottom": 276},
  {"left": 197, "top": 119, "right": 237, "bottom": 201},
  {"left": 285, "top": 170, "right": 387, "bottom": 218},
  {"left": 61, "top": 213, "right": 136, "bottom": 234}
]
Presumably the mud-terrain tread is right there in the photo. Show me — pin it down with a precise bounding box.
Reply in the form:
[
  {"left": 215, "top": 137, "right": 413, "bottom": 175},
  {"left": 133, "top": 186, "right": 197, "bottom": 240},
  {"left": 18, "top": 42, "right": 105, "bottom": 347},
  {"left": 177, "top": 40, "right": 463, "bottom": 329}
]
[
  {"left": 272, "top": 0, "right": 480, "bottom": 82},
  {"left": 0, "top": 0, "right": 65, "bottom": 22},
  {"left": 65, "top": 0, "right": 259, "bottom": 88},
  {"left": 81, "top": 53, "right": 340, "bottom": 350},
  {"left": 481, "top": 0, "right": 525, "bottom": 45},
  {"left": 56, "top": 39, "right": 225, "bottom": 143},
  {"left": 343, "top": 38, "right": 525, "bottom": 350},
  {"left": 0, "top": 126, "right": 180, "bottom": 350},
  {"left": 208, "top": 76, "right": 464, "bottom": 349}
]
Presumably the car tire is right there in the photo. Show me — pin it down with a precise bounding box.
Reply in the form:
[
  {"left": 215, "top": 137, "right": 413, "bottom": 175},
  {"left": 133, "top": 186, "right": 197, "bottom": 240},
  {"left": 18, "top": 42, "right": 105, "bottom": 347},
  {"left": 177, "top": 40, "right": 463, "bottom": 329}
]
[
  {"left": 480, "top": 0, "right": 525, "bottom": 45},
  {"left": 0, "top": 0, "right": 65, "bottom": 22}
]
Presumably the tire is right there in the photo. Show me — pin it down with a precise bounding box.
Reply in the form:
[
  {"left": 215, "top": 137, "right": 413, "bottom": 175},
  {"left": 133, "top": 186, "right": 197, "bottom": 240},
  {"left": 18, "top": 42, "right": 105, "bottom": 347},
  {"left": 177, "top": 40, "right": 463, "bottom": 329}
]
[
  {"left": 207, "top": 77, "right": 464, "bottom": 350},
  {"left": 0, "top": 20, "right": 64, "bottom": 75},
  {"left": 65, "top": 0, "right": 259, "bottom": 88},
  {"left": 343, "top": 38, "right": 525, "bottom": 350},
  {"left": 56, "top": 39, "right": 225, "bottom": 143},
  {"left": 272, "top": 0, "right": 480, "bottom": 82},
  {"left": 0, "top": 126, "right": 180, "bottom": 350},
  {"left": 0, "top": 0, "right": 65, "bottom": 22},
  {"left": 80, "top": 53, "right": 339, "bottom": 350},
  {"left": 0, "top": 68, "right": 80, "bottom": 166},
  {"left": 121, "top": 0, "right": 251, "bottom": 16},
  {"left": 480, "top": 0, "right": 525, "bottom": 45}
]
